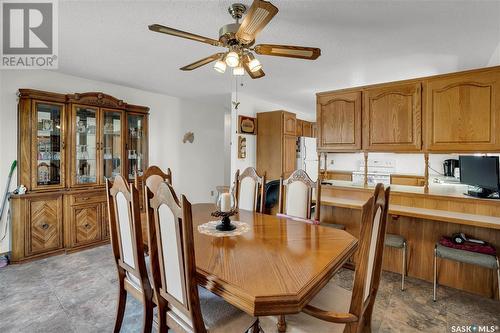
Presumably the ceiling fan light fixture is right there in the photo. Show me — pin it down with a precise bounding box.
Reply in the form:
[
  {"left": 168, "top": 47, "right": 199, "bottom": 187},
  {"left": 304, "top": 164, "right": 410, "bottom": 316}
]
[
  {"left": 214, "top": 59, "right": 227, "bottom": 73},
  {"left": 233, "top": 65, "right": 245, "bottom": 76},
  {"left": 248, "top": 58, "right": 262, "bottom": 72},
  {"left": 225, "top": 51, "right": 240, "bottom": 67}
]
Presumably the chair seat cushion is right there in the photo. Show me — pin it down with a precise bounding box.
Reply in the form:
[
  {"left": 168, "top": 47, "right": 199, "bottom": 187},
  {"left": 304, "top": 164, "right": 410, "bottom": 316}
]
[
  {"left": 384, "top": 234, "right": 406, "bottom": 248},
  {"left": 436, "top": 243, "right": 499, "bottom": 269},
  {"left": 320, "top": 223, "right": 345, "bottom": 230},
  {"left": 259, "top": 280, "right": 351, "bottom": 333},
  {"left": 198, "top": 287, "right": 256, "bottom": 333}
]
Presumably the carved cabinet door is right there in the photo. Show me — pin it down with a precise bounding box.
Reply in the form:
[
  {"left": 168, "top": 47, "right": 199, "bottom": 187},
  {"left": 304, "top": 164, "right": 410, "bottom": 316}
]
[
  {"left": 26, "top": 195, "right": 63, "bottom": 256},
  {"left": 302, "top": 121, "right": 313, "bottom": 137},
  {"left": 424, "top": 69, "right": 500, "bottom": 151},
  {"left": 363, "top": 83, "right": 422, "bottom": 151},
  {"left": 317, "top": 91, "right": 362, "bottom": 151},
  {"left": 283, "top": 112, "right": 297, "bottom": 136},
  {"left": 70, "top": 203, "right": 102, "bottom": 247}
]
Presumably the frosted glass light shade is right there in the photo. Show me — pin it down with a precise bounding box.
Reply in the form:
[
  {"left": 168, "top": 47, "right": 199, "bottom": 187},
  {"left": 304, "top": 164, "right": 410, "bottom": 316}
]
[
  {"left": 233, "top": 66, "right": 244, "bottom": 76},
  {"left": 214, "top": 60, "right": 226, "bottom": 73},
  {"left": 248, "top": 58, "right": 262, "bottom": 72},
  {"left": 225, "top": 51, "right": 240, "bottom": 67}
]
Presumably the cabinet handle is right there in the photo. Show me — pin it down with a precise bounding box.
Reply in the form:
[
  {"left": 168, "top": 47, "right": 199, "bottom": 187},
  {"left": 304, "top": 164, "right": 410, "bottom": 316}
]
[
  {"left": 41, "top": 223, "right": 49, "bottom": 230},
  {"left": 84, "top": 223, "right": 90, "bottom": 229},
  {"left": 62, "top": 142, "right": 66, "bottom": 150},
  {"left": 80, "top": 197, "right": 90, "bottom": 201}
]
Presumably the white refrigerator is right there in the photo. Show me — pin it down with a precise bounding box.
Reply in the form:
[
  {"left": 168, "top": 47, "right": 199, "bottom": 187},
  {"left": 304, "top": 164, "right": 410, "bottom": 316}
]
[{"left": 296, "top": 137, "right": 318, "bottom": 181}]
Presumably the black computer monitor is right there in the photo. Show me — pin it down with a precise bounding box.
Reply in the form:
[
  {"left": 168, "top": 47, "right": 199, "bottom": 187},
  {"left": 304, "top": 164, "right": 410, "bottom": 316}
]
[{"left": 459, "top": 156, "right": 500, "bottom": 198}]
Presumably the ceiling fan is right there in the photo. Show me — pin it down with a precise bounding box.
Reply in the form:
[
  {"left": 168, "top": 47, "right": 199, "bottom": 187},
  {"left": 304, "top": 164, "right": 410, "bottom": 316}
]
[{"left": 148, "top": 0, "right": 321, "bottom": 79}]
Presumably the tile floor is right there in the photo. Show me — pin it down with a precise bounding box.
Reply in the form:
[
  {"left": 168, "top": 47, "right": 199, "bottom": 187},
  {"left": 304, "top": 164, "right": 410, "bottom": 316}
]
[{"left": 0, "top": 245, "right": 499, "bottom": 332}]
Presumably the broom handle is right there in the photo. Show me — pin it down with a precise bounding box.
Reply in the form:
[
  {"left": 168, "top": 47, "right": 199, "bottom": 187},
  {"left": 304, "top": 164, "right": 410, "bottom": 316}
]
[{"left": 0, "top": 161, "right": 17, "bottom": 219}]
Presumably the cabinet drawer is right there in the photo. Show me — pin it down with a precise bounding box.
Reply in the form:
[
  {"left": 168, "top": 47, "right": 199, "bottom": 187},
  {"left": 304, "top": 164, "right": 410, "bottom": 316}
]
[{"left": 70, "top": 191, "right": 106, "bottom": 205}]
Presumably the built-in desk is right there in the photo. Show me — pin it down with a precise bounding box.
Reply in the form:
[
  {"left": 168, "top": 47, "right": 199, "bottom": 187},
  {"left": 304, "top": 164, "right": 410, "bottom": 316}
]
[
  {"left": 320, "top": 183, "right": 500, "bottom": 299},
  {"left": 321, "top": 195, "right": 500, "bottom": 230}
]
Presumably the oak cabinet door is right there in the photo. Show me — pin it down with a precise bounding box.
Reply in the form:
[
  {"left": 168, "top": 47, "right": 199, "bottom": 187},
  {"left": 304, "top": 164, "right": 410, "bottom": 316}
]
[
  {"left": 283, "top": 135, "right": 297, "bottom": 178},
  {"left": 302, "top": 121, "right": 312, "bottom": 137},
  {"left": 425, "top": 70, "right": 500, "bottom": 151},
  {"left": 283, "top": 112, "right": 296, "bottom": 136},
  {"left": 317, "top": 91, "right": 362, "bottom": 151},
  {"left": 296, "top": 119, "right": 303, "bottom": 136},
  {"left": 71, "top": 203, "right": 102, "bottom": 247},
  {"left": 363, "top": 83, "right": 422, "bottom": 151},
  {"left": 26, "top": 195, "right": 63, "bottom": 255}
]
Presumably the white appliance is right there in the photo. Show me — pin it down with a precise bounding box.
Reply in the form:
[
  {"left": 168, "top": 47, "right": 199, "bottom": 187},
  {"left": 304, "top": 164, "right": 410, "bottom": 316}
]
[
  {"left": 296, "top": 137, "right": 318, "bottom": 181},
  {"left": 352, "top": 159, "right": 395, "bottom": 186}
]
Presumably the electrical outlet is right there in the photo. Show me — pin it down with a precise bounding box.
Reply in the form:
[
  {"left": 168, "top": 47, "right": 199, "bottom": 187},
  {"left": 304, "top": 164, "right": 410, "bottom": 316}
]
[
  {"left": 210, "top": 190, "right": 214, "bottom": 197},
  {"left": 330, "top": 160, "right": 334, "bottom": 165}
]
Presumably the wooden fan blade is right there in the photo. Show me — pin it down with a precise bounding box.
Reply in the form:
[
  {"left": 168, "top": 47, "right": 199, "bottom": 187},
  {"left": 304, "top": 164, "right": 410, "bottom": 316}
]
[
  {"left": 236, "top": 0, "right": 278, "bottom": 45},
  {"left": 180, "top": 53, "right": 225, "bottom": 71},
  {"left": 254, "top": 44, "right": 321, "bottom": 60},
  {"left": 243, "top": 60, "right": 265, "bottom": 79},
  {"left": 149, "top": 24, "right": 221, "bottom": 47}
]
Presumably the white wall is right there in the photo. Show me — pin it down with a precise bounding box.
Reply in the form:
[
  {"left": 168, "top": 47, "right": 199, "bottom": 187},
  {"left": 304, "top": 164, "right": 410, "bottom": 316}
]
[
  {"left": 0, "top": 70, "right": 225, "bottom": 253},
  {"left": 229, "top": 92, "right": 314, "bottom": 184}
]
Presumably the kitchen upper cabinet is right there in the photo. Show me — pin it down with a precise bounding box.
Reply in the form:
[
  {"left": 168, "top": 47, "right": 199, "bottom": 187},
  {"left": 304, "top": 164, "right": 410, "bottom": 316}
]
[
  {"left": 317, "top": 91, "right": 362, "bottom": 151},
  {"left": 363, "top": 83, "right": 422, "bottom": 151},
  {"left": 425, "top": 69, "right": 500, "bottom": 151},
  {"left": 283, "top": 112, "right": 297, "bottom": 136},
  {"left": 296, "top": 119, "right": 303, "bottom": 136},
  {"left": 302, "top": 121, "right": 313, "bottom": 137}
]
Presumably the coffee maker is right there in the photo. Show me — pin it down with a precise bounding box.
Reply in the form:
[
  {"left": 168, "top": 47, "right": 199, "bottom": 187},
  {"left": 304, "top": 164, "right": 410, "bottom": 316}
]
[{"left": 443, "top": 159, "right": 460, "bottom": 177}]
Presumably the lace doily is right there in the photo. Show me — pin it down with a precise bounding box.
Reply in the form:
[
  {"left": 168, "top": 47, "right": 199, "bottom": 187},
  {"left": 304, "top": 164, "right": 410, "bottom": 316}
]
[{"left": 197, "top": 220, "right": 250, "bottom": 237}]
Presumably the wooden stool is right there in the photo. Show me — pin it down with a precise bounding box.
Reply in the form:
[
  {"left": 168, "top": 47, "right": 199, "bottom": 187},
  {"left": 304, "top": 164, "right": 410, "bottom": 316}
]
[{"left": 433, "top": 243, "right": 500, "bottom": 301}]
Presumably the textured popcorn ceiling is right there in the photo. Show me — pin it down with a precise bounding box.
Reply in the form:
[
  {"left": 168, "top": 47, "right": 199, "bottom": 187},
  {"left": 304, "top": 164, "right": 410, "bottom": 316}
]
[{"left": 57, "top": 0, "right": 500, "bottom": 113}]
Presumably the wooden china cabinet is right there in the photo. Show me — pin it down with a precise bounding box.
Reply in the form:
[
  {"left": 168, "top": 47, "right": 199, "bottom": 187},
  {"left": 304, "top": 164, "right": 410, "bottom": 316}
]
[{"left": 11, "top": 89, "right": 149, "bottom": 263}]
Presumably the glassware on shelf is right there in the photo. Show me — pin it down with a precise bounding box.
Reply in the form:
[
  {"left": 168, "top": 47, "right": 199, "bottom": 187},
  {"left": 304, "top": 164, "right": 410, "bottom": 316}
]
[
  {"left": 35, "top": 103, "right": 62, "bottom": 186},
  {"left": 75, "top": 107, "right": 98, "bottom": 184}
]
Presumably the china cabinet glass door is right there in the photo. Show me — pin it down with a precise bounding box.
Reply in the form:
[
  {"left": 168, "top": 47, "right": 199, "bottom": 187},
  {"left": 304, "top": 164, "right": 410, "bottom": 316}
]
[
  {"left": 33, "top": 102, "right": 64, "bottom": 189},
  {"left": 73, "top": 106, "right": 98, "bottom": 185},
  {"left": 127, "top": 114, "right": 146, "bottom": 180},
  {"left": 101, "top": 109, "right": 123, "bottom": 181}
]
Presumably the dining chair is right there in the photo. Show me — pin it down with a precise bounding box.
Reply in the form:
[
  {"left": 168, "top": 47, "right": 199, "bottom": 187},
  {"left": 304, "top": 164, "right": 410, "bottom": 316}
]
[
  {"left": 105, "top": 175, "right": 154, "bottom": 333},
  {"left": 278, "top": 169, "right": 321, "bottom": 221},
  {"left": 262, "top": 183, "right": 391, "bottom": 333},
  {"left": 136, "top": 165, "right": 173, "bottom": 197},
  {"left": 234, "top": 167, "right": 266, "bottom": 213},
  {"left": 144, "top": 181, "right": 259, "bottom": 333}
]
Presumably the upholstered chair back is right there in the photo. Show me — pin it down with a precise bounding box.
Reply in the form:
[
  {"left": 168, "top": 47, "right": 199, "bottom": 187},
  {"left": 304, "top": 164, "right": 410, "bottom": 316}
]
[
  {"left": 234, "top": 167, "right": 266, "bottom": 213},
  {"left": 145, "top": 181, "right": 206, "bottom": 332},
  {"left": 106, "top": 175, "right": 149, "bottom": 292},
  {"left": 136, "top": 165, "right": 172, "bottom": 208},
  {"left": 349, "top": 184, "right": 390, "bottom": 325},
  {"left": 279, "top": 169, "right": 321, "bottom": 220}
]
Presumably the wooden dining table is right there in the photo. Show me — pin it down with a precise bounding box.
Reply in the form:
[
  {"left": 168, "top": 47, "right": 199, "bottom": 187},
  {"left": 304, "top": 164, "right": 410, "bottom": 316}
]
[{"left": 191, "top": 203, "right": 358, "bottom": 322}]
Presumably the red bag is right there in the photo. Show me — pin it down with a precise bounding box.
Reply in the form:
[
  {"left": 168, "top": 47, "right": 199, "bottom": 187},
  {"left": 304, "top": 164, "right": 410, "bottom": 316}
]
[{"left": 439, "top": 237, "right": 496, "bottom": 256}]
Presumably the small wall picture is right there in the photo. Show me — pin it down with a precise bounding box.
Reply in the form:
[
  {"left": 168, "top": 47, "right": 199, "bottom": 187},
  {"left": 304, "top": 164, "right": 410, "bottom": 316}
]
[
  {"left": 238, "top": 115, "right": 257, "bottom": 135},
  {"left": 238, "top": 136, "right": 246, "bottom": 159}
]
